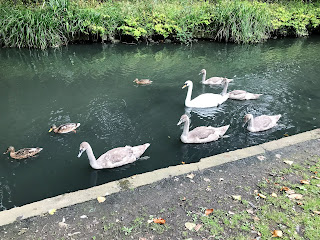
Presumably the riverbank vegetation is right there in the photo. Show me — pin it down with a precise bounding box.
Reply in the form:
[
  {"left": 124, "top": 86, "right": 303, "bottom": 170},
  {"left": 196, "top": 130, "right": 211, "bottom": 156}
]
[{"left": 0, "top": 0, "right": 320, "bottom": 49}]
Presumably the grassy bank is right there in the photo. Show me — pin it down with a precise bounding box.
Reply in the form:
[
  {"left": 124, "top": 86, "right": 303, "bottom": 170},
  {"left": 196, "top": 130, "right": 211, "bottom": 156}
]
[{"left": 0, "top": 0, "right": 320, "bottom": 49}]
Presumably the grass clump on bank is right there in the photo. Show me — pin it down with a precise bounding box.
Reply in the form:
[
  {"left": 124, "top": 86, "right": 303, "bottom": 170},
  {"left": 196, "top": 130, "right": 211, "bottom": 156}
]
[{"left": 0, "top": 0, "right": 320, "bottom": 49}]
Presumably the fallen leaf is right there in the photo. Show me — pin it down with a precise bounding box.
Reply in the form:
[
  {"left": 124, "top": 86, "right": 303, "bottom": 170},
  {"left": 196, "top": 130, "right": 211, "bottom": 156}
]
[
  {"left": 272, "top": 229, "right": 283, "bottom": 237},
  {"left": 300, "top": 180, "right": 310, "bottom": 185},
  {"left": 252, "top": 216, "right": 260, "bottom": 222},
  {"left": 80, "top": 215, "right": 88, "bottom": 219},
  {"left": 58, "top": 222, "right": 68, "bottom": 228},
  {"left": 288, "top": 194, "right": 303, "bottom": 200},
  {"left": 313, "top": 210, "right": 320, "bottom": 215},
  {"left": 271, "top": 193, "right": 278, "bottom": 198},
  {"left": 284, "top": 133, "right": 289, "bottom": 137},
  {"left": 185, "top": 222, "right": 196, "bottom": 231},
  {"left": 317, "top": 184, "right": 320, "bottom": 187},
  {"left": 205, "top": 209, "right": 214, "bottom": 215},
  {"left": 283, "top": 160, "right": 293, "bottom": 165},
  {"left": 204, "top": 178, "right": 211, "bottom": 182},
  {"left": 147, "top": 219, "right": 153, "bottom": 224},
  {"left": 257, "top": 155, "right": 266, "bottom": 161},
  {"left": 311, "top": 176, "right": 320, "bottom": 180},
  {"left": 48, "top": 209, "right": 56, "bottom": 215},
  {"left": 153, "top": 218, "right": 165, "bottom": 224},
  {"left": 206, "top": 187, "right": 212, "bottom": 192},
  {"left": 97, "top": 196, "right": 106, "bottom": 203},
  {"left": 194, "top": 224, "right": 202, "bottom": 232},
  {"left": 232, "top": 195, "right": 242, "bottom": 201},
  {"left": 228, "top": 211, "right": 235, "bottom": 215},
  {"left": 246, "top": 208, "right": 254, "bottom": 214},
  {"left": 275, "top": 154, "right": 281, "bottom": 159},
  {"left": 281, "top": 186, "right": 290, "bottom": 192},
  {"left": 187, "top": 173, "right": 195, "bottom": 179},
  {"left": 258, "top": 193, "right": 267, "bottom": 199},
  {"left": 18, "top": 228, "right": 28, "bottom": 236}
]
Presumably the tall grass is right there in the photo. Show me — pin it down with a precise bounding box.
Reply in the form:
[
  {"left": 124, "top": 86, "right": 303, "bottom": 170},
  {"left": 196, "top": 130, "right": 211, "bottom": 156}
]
[{"left": 0, "top": 0, "right": 319, "bottom": 49}]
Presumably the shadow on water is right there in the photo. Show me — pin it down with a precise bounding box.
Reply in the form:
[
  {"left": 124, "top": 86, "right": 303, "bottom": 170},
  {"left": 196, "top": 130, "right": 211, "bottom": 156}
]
[{"left": 0, "top": 36, "right": 320, "bottom": 210}]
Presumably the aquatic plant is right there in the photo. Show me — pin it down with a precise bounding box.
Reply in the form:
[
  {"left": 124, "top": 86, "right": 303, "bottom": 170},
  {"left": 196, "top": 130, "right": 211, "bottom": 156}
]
[{"left": 0, "top": 0, "right": 320, "bottom": 49}]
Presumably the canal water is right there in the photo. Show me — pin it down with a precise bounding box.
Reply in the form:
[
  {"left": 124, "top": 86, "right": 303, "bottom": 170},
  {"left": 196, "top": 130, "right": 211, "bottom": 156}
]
[{"left": 0, "top": 36, "right": 320, "bottom": 210}]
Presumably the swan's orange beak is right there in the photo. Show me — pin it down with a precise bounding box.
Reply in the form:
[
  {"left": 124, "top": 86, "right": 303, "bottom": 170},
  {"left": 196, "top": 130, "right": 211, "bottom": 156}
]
[
  {"left": 48, "top": 128, "right": 53, "bottom": 132},
  {"left": 182, "top": 84, "right": 187, "bottom": 89}
]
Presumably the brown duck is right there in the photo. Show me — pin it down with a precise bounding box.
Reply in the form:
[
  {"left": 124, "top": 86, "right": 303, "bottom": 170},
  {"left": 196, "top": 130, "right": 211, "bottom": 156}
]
[
  {"left": 49, "top": 123, "right": 80, "bottom": 134},
  {"left": 4, "top": 146, "right": 43, "bottom": 160}
]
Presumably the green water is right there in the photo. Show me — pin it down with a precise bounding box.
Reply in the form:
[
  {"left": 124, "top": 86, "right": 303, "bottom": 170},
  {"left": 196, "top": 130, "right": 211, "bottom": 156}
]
[{"left": 1, "top": 36, "right": 320, "bottom": 210}]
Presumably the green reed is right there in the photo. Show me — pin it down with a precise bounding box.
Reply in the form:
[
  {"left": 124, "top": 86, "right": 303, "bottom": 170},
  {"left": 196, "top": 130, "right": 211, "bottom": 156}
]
[{"left": 0, "top": 0, "right": 319, "bottom": 49}]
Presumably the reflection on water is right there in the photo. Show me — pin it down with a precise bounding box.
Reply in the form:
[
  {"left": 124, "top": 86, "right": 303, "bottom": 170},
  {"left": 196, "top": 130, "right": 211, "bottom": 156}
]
[{"left": 1, "top": 36, "right": 320, "bottom": 210}]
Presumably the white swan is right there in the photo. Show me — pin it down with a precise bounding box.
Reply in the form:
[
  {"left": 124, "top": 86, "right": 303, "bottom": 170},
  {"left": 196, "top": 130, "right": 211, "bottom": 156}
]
[
  {"left": 182, "top": 80, "right": 230, "bottom": 108},
  {"left": 228, "top": 90, "right": 262, "bottom": 100},
  {"left": 199, "top": 69, "right": 233, "bottom": 85},
  {"left": 77, "top": 142, "right": 150, "bottom": 169},
  {"left": 177, "top": 114, "right": 229, "bottom": 143},
  {"left": 243, "top": 114, "right": 281, "bottom": 132}
]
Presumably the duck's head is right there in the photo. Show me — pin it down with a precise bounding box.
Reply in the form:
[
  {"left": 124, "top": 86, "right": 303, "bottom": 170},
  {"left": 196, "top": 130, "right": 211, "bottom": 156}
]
[
  {"left": 48, "top": 124, "right": 57, "bottom": 132},
  {"left": 199, "top": 69, "right": 206, "bottom": 75},
  {"left": 133, "top": 78, "right": 139, "bottom": 83},
  {"left": 182, "top": 80, "right": 192, "bottom": 89},
  {"left": 78, "top": 142, "right": 90, "bottom": 158},
  {"left": 4, "top": 146, "right": 14, "bottom": 154},
  {"left": 177, "top": 114, "right": 189, "bottom": 126},
  {"left": 243, "top": 114, "right": 253, "bottom": 126}
]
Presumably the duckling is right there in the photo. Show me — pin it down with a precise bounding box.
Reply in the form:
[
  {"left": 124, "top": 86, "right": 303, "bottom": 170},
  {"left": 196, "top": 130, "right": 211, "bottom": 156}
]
[
  {"left": 4, "top": 146, "right": 43, "bottom": 160},
  {"left": 133, "top": 78, "right": 153, "bottom": 85},
  {"left": 49, "top": 123, "right": 80, "bottom": 134}
]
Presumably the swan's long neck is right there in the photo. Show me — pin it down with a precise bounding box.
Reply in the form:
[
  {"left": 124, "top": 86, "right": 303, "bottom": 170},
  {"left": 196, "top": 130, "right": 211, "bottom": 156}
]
[
  {"left": 181, "top": 119, "right": 190, "bottom": 137},
  {"left": 201, "top": 72, "right": 206, "bottom": 83},
  {"left": 221, "top": 81, "right": 229, "bottom": 96},
  {"left": 247, "top": 117, "right": 254, "bottom": 129},
  {"left": 85, "top": 145, "right": 99, "bottom": 169},
  {"left": 185, "top": 84, "right": 193, "bottom": 106}
]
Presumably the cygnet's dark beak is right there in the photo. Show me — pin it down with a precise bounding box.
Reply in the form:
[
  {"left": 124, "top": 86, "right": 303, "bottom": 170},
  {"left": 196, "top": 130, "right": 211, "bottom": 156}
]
[{"left": 77, "top": 149, "right": 85, "bottom": 158}]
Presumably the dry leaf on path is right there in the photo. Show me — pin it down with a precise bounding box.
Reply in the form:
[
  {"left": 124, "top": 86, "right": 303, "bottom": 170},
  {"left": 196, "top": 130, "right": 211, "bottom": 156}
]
[
  {"left": 288, "top": 193, "right": 303, "bottom": 200},
  {"left": 272, "top": 230, "right": 283, "bottom": 237},
  {"left": 283, "top": 160, "right": 293, "bottom": 165},
  {"left": 257, "top": 155, "right": 266, "bottom": 161},
  {"left": 187, "top": 173, "right": 195, "bottom": 179},
  {"left": 271, "top": 193, "right": 278, "bottom": 198},
  {"left": 97, "top": 196, "right": 106, "bottom": 203},
  {"left": 48, "top": 209, "right": 57, "bottom": 215},
  {"left": 194, "top": 224, "right": 202, "bottom": 232},
  {"left": 232, "top": 195, "right": 242, "bottom": 201},
  {"left": 300, "top": 180, "right": 310, "bottom": 185},
  {"left": 246, "top": 208, "right": 254, "bottom": 214},
  {"left": 185, "top": 222, "right": 196, "bottom": 231},
  {"left": 153, "top": 218, "right": 165, "bottom": 224},
  {"left": 275, "top": 154, "right": 281, "bottom": 159},
  {"left": 313, "top": 210, "right": 320, "bottom": 215},
  {"left": 258, "top": 193, "right": 266, "bottom": 199},
  {"left": 205, "top": 209, "right": 214, "bottom": 215}
]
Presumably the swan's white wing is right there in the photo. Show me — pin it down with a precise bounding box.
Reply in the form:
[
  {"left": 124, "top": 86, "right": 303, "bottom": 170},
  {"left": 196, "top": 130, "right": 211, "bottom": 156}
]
[{"left": 189, "top": 93, "right": 222, "bottom": 108}]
